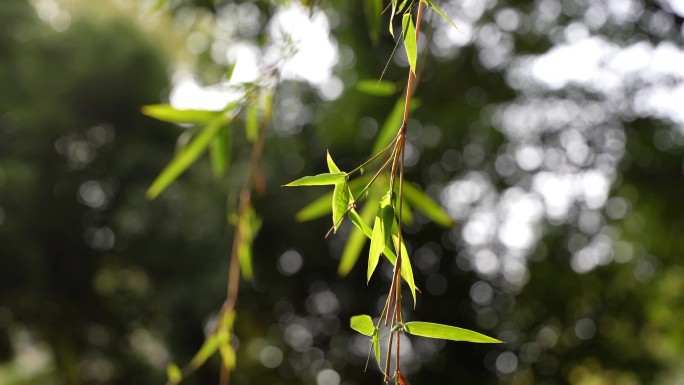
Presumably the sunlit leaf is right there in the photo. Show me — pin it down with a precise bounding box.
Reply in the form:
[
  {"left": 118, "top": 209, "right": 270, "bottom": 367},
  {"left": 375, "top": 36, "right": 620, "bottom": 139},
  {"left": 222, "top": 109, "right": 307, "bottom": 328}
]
[
  {"left": 389, "top": 0, "right": 397, "bottom": 37},
  {"left": 372, "top": 329, "right": 381, "bottom": 368},
  {"left": 372, "top": 97, "right": 420, "bottom": 154},
  {"left": 147, "top": 117, "right": 226, "bottom": 199},
  {"left": 403, "top": 182, "right": 454, "bottom": 227},
  {"left": 209, "top": 124, "right": 231, "bottom": 178},
  {"left": 348, "top": 208, "right": 415, "bottom": 287},
  {"left": 189, "top": 332, "right": 228, "bottom": 369},
  {"left": 403, "top": 321, "right": 502, "bottom": 343},
  {"left": 219, "top": 344, "right": 236, "bottom": 370},
  {"left": 284, "top": 172, "right": 347, "bottom": 187},
  {"left": 238, "top": 207, "right": 261, "bottom": 280},
  {"left": 356, "top": 80, "right": 397, "bottom": 96},
  {"left": 327, "top": 150, "right": 341, "bottom": 173},
  {"left": 391, "top": 230, "right": 416, "bottom": 306},
  {"left": 402, "top": 12, "right": 417, "bottom": 75},
  {"left": 166, "top": 363, "right": 182, "bottom": 385},
  {"left": 350, "top": 314, "right": 375, "bottom": 336},
  {"left": 363, "top": 0, "right": 382, "bottom": 43},
  {"left": 295, "top": 175, "right": 371, "bottom": 222},
  {"left": 245, "top": 102, "right": 258, "bottom": 142},
  {"left": 368, "top": 193, "right": 393, "bottom": 282},
  {"left": 142, "top": 104, "right": 221, "bottom": 124},
  {"left": 332, "top": 180, "right": 351, "bottom": 233},
  {"left": 421, "top": 0, "right": 461, "bottom": 32},
  {"left": 338, "top": 198, "right": 377, "bottom": 276}
]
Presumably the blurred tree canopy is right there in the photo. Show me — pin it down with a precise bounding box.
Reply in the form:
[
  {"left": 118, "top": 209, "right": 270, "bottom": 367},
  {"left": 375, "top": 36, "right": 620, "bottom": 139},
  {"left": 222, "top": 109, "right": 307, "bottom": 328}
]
[{"left": 2, "top": 0, "right": 684, "bottom": 385}]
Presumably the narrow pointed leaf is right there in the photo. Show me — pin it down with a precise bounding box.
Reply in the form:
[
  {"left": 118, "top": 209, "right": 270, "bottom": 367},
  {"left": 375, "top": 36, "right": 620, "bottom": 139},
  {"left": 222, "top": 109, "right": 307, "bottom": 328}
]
[
  {"left": 403, "top": 182, "right": 454, "bottom": 227},
  {"left": 166, "top": 363, "right": 182, "bottom": 385},
  {"left": 245, "top": 102, "right": 258, "bottom": 142},
  {"left": 338, "top": 198, "right": 377, "bottom": 276},
  {"left": 226, "top": 60, "right": 236, "bottom": 81},
  {"left": 421, "top": 0, "right": 461, "bottom": 32},
  {"left": 295, "top": 175, "right": 371, "bottom": 222},
  {"left": 356, "top": 80, "right": 397, "bottom": 96},
  {"left": 350, "top": 314, "right": 375, "bottom": 336},
  {"left": 403, "top": 321, "right": 502, "bottom": 343},
  {"left": 372, "top": 97, "right": 420, "bottom": 154},
  {"left": 402, "top": 12, "right": 418, "bottom": 75},
  {"left": 332, "top": 180, "right": 351, "bottom": 233},
  {"left": 147, "top": 117, "right": 226, "bottom": 199},
  {"left": 238, "top": 207, "right": 261, "bottom": 280},
  {"left": 327, "top": 150, "right": 341, "bottom": 173},
  {"left": 368, "top": 193, "right": 393, "bottom": 282},
  {"left": 389, "top": 0, "right": 397, "bottom": 37},
  {"left": 219, "top": 344, "right": 236, "bottom": 370},
  {"left": 284, "top": 172, "right": 347, "bottom": 187},
  {"left": 392, "top": 232, "right": 416, "bottom": 306},
  {"left": 363, "top": 0, "right": 382, "bottom": 43},
  {"left": 349, "top": 208, "right": 416, "bottom": 288},
  {"left": 142, "top": 104, "right": 221, "bottom": 124},
  {"left": 189, "top": 332, "right": 229, "bottom": 369},
  {"left": 209, "top": 125, "right": 230, "bottom": 178},
  {"left": 372, "top": 329, "right": 381, "bottom": 367}
]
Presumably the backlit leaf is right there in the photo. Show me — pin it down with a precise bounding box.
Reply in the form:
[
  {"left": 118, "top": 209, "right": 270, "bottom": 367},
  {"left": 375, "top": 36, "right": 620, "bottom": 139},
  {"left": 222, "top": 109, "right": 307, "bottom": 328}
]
[
  {"left": 219, "top": 344, "right": 236, "bottom": 370},
  {"left": 338, "top": 198, "right": 377, "bottom": 276},
  {"left": 166, "top": 363, "right": 182, "bottom": 385},
  {"left": 284, "top": 172, "right": 347, "bottom": 187},
  {"left": 189, "top": 332, "right": 228, "bottom": 369},
  {"left": 368, "top": 193, "right": 393, "bottom": 282},
  {"left": 295, "top": 176, "right": 371, "bottom": 222},
  {"left": 421, "top": 0, "right": 461, "bottom": 32},
  {"left": 209, "top": 124, "right": 230, "bottom": 178},
  {"left": 403, "top": 321, "right": 502, "bottom": 343},
  {"left": 350, "top": 314, "right": 375, "bottom": 336},
  {"left": 332, "top": 180, "right": 351, "bottom": 233},
  {"left": 392, "top": 231, "right": 416, "bottom": 306},
  {"left": 142, "top": 104, "right": 220, "bottom": 124},
  {"left": 402, "top": 12, "right": 418, "bottom": 75},
  {"left": 356, "top": 80, "right": 397, "bottom": 96},
  {"left": 147, "top": 117, "right": 226, "bottom": 199},
  {"left": 403, "top": 182, "right": 454, "bottom": 227}
]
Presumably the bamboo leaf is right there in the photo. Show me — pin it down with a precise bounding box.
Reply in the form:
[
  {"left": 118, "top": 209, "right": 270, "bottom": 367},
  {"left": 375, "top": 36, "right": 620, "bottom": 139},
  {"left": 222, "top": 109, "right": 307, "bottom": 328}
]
[
  {"left": 295, "top": 176, "right": 371, "bottom": 222},
  {"left": 421, "top": 0, "right": 461, "bottom": 32},
  {"left": 166, "top": 363, "right": 182, "bottom": 385},
  {"left": 356, "top": 80, "right": 397, "bottom": 96},
  {"left": 392, "top": 231, "right": 416, "bottom": 306},
  {"left": 403, "top": 182, "right": 454, "bottom": 227},
  {"left": 363, "top": 0, "right": 382, "bottom": 43},
  {"left": 372, "top": 97, "right": 420, "bottom": 154},
  {"left": 327, "top": 150, "right": 341, "bottom": 173},
  {"left": 368, "top": 193, "right": 393, "bottom": 282},
  {"left": 209, "top": 124, "right": 230, "bottom": 178},
  {"left": 389, "top": 0, "right": 398, "bottom": 37},
  {"left": 284, "top": 172, "right": 347, "bottom": 187},
  {"left": 142, "top": 104, "right": 221, "bottom": 124},
  {"left": 238, "top": 207, "right": 261, "bottom": 280},
  {"left": 350, "top": 314, "right": 375, "bottom": 336},
  {"left": 338, "top": 198, "right": 377, "bottom": 276},
  {"left": 219, "top": 344, "right": 236, "bottom": 370},
  {"left": 403, "top": 321, "right": 502, "bottom": 343},
  {"left": 372, "top": 329, "right": 381, "bottom": 367},
  {"left": 189, "top": 332, "right": 228, "bottom": 369},
  {"left": 147, "top": 117, "right": 226, "bottom": 199},
  {"left": 402, "top": 12, "right": 418, "bottom": 75},
  {"left": 332, "top": 180, "right": 351, "bottom": 233},
  {"left": 245, "top": 102, "right": 258, "bottom": 142},
  {"left": 349, "top": 208, "right": 415, "bottom": 288}
]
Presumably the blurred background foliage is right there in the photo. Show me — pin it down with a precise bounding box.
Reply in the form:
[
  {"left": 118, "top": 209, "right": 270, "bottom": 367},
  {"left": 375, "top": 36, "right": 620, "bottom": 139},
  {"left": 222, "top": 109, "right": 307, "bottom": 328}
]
[{"left": 1, "top": 0, "right": 684, "bottom": 384}]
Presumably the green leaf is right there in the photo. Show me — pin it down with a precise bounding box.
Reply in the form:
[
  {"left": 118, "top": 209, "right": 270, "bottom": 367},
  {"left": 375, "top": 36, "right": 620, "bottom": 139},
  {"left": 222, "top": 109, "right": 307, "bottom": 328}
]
[
  {"left": 363, "top": 0, "right": 382, "bottom": 43},
  {"left": 372, "top": 97, "right": 420, "bottom": 154},
  {"left": 142, "top": 104, "right": 221, "bottom": 124},
  {"left": 350, "top": 314, "right": 375, "bottom": 336},
  {"left": 327, "top": 150, "right": 341, "bottom": 173},
  {"left": 189, "top": 332, "right": 228, "bottom": 370},
  {"left": 238, "top": 207, "right": 261, "bottom": 280},
  {"left": 421, "top": 0, "right": 461, "bottom": 32},
  {"left": 209, "top": 124, "right": 231, "bottom": 178},
  {"left": 245, "top": 102, "right": 258, "bottom": 142},
  {"left": 356, "top": 80, "right": 397, "bottom": 96},
  {"left": 402, "top": 12, "right": 418, "bottom": 75},
  {"left": 391, "top": 230, "right": 416, "bottom": 306},
  {"left": 166, "top": 363, "right": 182, "bottom": 385},
  {"left": 389, "top": 0, "right": 397, "bottom": 37},
  {"left": 226, "top": 61, "right": 236, "bottom": 81},
  {"left": 332, "top": 180, "right": 351, "bottom": 233},
  {"left": 295, "top": 175, "right": 371, "bottom": 222},
  {"left": 284, "top": 172, "right": 347, "bottom": 187},
  {"left": 147, "top": 117, "right": 226, "bottom": 199},
  {"left": 368, "top": 193, "right": 394, "bottom": 282},
  {"left": 349, "top": 208, "right": 415, "bottom": 289},
  {"left": 219, "top": 344, "right": 236, "bottom": 370},
  {"left": 372, "top": 329, "right": 381, "bottom": 368},
  {"left": 338, "top": 196, "right": 377, "bottom": 276},
  {"left": 403, "top": 321, "right": 502, "bottom": 343},
  {"left": 403, "top": 182, "right": 454, "bottom": 227}
]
